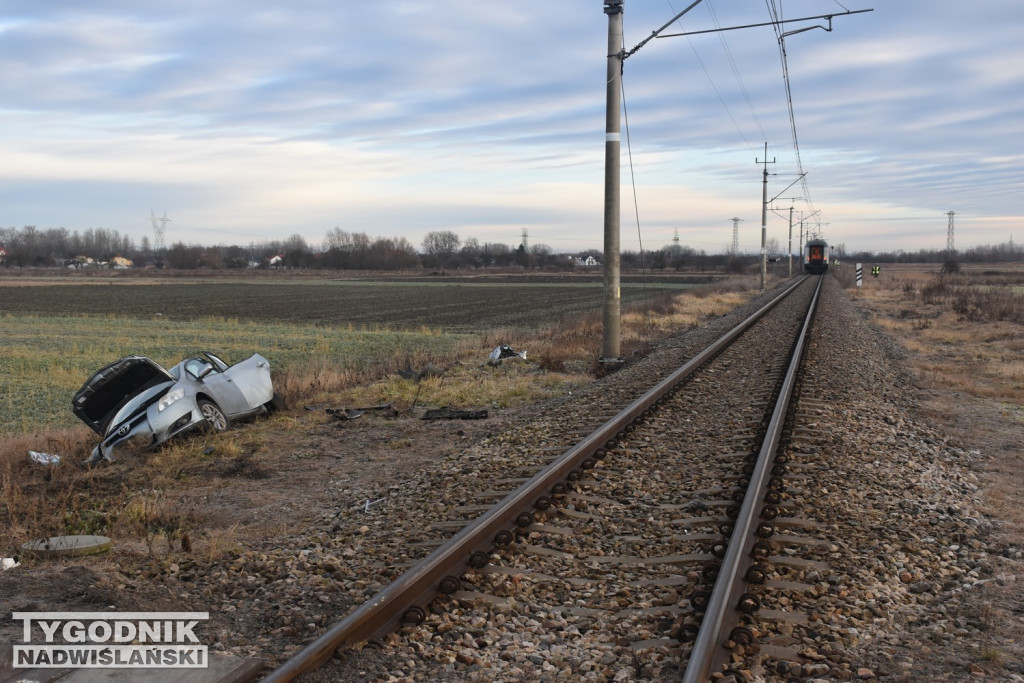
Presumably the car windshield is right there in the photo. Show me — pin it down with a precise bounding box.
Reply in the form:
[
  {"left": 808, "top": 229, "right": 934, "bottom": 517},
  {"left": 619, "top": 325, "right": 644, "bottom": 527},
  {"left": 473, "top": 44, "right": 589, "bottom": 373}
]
[
  {"left": 204, "top": 352, "right": 230, "bottom": 372},
  {"left": 184, "top": 358, "right": 219, "bottom": 380}
]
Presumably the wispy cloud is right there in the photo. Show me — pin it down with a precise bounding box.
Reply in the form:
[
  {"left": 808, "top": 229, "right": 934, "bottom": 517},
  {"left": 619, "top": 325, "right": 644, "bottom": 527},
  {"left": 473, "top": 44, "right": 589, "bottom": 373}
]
[{"left": 0, "top": 0, "right": 1020, "bottom": 253}]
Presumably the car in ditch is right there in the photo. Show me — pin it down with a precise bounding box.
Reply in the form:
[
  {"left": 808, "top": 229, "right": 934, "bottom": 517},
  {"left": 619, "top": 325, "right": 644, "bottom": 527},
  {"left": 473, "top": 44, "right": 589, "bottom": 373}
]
[{"left": 73, "top": 351, "right": 282, "bottom": 464}]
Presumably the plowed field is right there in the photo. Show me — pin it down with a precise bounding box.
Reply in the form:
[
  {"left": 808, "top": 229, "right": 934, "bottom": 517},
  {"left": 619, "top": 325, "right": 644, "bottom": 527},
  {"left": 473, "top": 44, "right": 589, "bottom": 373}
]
[{"left": 0, "top": 279, "right": 693, "bottom": 332}]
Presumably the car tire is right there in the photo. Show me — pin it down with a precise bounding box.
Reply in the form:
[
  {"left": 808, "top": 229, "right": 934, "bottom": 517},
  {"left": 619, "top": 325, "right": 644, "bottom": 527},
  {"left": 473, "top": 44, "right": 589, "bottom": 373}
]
[{"left": 198, "top": 399, "right": 229, "bottom": 432}]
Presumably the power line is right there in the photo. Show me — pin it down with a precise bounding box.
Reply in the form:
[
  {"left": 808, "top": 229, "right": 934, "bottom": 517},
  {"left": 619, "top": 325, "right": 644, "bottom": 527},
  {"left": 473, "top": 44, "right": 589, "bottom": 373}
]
[
  {"left": 765, "top": 1, "right": 816, "bottom": 220},
  {"left": 664, "top": 0, "right": 761, "bottom": 153},
  {"left": 704, "top": 1, "right": 767, "bottom": 142}
]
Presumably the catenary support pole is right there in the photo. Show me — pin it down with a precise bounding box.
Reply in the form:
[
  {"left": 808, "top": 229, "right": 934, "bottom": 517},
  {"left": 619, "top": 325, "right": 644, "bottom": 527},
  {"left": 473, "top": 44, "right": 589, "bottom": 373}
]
[
  {"left": 601, "top": 1, "right": 624, "bottom": 362},
  {"left": 757, "top": 143, "right": 774, "bottom": 290},
  {"left": 788, "top": 204, "right": 794, "bottom": 277}
]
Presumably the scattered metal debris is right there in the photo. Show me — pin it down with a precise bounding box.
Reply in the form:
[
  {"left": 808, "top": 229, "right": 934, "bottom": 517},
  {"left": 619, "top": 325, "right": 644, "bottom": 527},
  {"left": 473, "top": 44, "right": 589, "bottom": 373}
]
[
  {"left": 327, "top": 408, "right": 364, "bottom": 421},
  {"left": 488, "top": 344, "right": 527, "bottom": 364},
  {"left": 21, "top": 535, "right": 112, "bottom": 559},
  {"left": 422, "top": 406, "right": 488, "bottom": 421},
  {"left": 324, "top": 404, "right": 398, "bottom": 422},
  {"left": 29, "top": 451, "right": 61, "bottom": 466}
]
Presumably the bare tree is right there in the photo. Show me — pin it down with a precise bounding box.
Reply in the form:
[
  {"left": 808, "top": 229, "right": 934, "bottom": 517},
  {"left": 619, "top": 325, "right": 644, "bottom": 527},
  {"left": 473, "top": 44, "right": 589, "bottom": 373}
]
[{"left": 422, "top": 230, "right": 460, "bottom": 267}]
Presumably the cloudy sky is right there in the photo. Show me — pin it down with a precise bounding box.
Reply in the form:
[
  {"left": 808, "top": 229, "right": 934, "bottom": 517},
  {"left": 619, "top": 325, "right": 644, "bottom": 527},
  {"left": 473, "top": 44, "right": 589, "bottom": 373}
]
[{"left": 1, "top": 1, "right": 1020, "bottom": 255}]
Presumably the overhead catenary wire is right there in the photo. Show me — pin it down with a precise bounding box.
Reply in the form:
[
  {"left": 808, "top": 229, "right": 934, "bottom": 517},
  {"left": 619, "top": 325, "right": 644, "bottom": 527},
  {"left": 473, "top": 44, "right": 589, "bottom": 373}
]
[
  {"left": 618, "top": 1, "right": 868, "bottom": 263},
  {"left": 704, "top": 1, "right": 768, "bottom": 144},
  {"left": 620, "top": 28, "right": 655, "bottom": 327},
  {"left": 622, "top": 0, "right": 781, "bottom": 270},
  {"left": 664, "top": 0, "right": 763, "bottom": 153},
  {"left": 763, "top": 0, "right": 865, "bottom": 235},
  {"left": 766, "top": 1, "right": 814, "bottom": 214}
]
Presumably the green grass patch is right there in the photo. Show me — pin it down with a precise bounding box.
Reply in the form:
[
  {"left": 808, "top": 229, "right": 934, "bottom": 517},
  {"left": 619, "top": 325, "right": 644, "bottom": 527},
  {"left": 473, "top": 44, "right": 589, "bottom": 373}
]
[{"left": 0, "top": 312, "right": 470, "bottom": 436}]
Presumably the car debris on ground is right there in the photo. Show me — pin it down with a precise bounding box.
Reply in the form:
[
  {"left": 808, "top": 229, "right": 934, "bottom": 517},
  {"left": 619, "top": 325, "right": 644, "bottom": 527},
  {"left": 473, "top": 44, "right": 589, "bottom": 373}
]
[
  {"left": 21, "top": 535, "right": 112, "bottom": 559},
  {"left": 311, "top": 404, "right": 397, "bottom": 422},
  {"left": 422, "top": 406, "right": 488, "bottom": 420},
  {"left": 28, "top": 451, "right": 61, "bottom": 466},
  {"left": 488, "top": 344, "right": 527, "bottom": 365}
]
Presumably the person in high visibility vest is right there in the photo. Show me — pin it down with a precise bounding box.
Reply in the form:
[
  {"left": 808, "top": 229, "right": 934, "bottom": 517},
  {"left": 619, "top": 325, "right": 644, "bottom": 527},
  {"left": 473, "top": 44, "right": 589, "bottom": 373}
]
[{"left": 871, "top": 264, "right": 880, "bottom": 278}]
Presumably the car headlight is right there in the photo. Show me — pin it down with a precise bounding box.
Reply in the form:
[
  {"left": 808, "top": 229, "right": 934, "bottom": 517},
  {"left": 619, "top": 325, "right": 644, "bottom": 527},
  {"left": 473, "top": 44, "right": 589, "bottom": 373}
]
[{"left": 157, "top": 388, "right": 186, "bottom": 412}]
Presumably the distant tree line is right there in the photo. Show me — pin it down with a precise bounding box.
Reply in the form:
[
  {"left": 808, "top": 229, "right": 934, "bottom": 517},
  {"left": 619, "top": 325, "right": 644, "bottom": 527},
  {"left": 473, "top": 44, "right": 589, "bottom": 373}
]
[
  {"left": 829, "top": 241, "right": 1023, "bottom": 265},
  {"left": 1, "top": 224, "right": 1019, "bottom": 271},
  {"left": 0, "top": 226, "right": 136, "bottom": 268}
]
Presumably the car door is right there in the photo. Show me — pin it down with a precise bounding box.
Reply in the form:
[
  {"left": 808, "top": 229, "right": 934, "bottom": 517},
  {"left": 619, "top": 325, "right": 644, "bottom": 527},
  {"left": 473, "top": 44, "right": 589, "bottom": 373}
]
[
  {"left": 199, "top": 372, "right": 252, "bottom": 417},
  {"left": 220, "top": 354, "right": 273, "bottom": 411}
]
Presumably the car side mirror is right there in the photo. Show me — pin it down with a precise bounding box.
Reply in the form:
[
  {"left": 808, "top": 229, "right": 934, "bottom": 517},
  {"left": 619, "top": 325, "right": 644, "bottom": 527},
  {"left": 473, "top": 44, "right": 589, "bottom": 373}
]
[{"left": 197, "top": 363, "right": 216, "bottom": 380}]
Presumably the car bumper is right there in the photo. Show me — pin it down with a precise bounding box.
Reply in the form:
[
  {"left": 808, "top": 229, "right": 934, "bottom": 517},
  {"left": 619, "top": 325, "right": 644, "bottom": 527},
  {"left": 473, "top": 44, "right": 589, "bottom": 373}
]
[{"left": 95, "top": 401, "right": 201, "bottom": 461}]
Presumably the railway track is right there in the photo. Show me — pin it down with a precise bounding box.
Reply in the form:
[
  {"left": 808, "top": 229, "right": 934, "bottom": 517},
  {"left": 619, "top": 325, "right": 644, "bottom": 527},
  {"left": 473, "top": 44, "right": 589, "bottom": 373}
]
[{"left": 263, "top": 274, "right": 830, "bottom": 681}]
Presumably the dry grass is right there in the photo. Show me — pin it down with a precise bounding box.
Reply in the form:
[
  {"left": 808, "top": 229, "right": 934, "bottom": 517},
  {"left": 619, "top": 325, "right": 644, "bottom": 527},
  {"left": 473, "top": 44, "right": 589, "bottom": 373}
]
[
  {"left": 858, "top": 272, "right": 1024, "bottom": 402},
  {"left": 270, "top": 280, "right": 760, "bottom": 413},
  {"left": 851, "top": 266, "right": 1024, "bottom": 531},
  {"left": 1, "top": 277, "right": 760, "bottom": 560},
  {"left": 849, "top": 266, "right": 1024, "bottom": 676}
]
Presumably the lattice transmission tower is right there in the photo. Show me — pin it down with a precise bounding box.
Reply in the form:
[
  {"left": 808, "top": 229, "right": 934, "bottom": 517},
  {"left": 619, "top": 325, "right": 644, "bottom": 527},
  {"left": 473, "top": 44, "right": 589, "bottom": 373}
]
[
  {"left": 728, "top": 217, "right": 743, "bottom": 255},
  {"left": 946, "top": 210, "right": 956, "bottom": 258},
  {"left": 150, "top": 210, "right": 171, "bottom": 251}
]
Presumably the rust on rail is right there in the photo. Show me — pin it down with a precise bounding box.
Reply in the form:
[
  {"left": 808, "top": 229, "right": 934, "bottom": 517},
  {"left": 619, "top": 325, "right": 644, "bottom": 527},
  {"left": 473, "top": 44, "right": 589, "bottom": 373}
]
[
  {"left": 683, "top": 274, "right": 823, "bottom": 681},
  {"left": 264, "top": 276, "right": 810, "bottom": 682}
]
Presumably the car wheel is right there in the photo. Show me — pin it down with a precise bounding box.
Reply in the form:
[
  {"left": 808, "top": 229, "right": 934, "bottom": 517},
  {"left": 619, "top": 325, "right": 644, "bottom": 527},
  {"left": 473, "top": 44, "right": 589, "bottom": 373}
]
[{"left": 198, "top": 399, "right": 228, "bottom": 432}]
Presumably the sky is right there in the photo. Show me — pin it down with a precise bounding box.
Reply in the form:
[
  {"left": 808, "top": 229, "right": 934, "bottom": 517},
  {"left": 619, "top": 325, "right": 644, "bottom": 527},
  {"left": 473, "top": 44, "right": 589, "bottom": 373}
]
[{"left": 1, "top": 1, "right": 1021, "bottom": 256}]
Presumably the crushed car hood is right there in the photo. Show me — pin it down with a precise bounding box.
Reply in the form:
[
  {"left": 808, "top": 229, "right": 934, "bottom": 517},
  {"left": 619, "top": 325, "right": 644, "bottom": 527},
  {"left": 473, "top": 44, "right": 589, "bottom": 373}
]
[{"left": 72, "top": 356, "right": 175, "bottom": 435}]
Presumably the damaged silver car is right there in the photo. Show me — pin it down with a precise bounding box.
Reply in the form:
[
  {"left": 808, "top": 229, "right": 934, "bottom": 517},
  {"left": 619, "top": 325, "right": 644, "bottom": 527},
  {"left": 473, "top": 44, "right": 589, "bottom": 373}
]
[{"left": 73, "top": 351, "right": 282, "bottom": 464}]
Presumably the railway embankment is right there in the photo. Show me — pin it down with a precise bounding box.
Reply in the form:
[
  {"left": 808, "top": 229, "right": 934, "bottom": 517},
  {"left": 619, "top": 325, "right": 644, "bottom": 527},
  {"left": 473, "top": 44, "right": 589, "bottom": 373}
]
[{"left": 2, "top": 271, "right": 1020, "bottom": 682}]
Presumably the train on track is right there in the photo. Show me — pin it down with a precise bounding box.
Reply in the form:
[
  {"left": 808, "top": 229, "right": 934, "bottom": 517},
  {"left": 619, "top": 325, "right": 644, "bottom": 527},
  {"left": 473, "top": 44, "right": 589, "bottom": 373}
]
[{"left": 804, "top": 238, "right": 829, "bottom": 274}]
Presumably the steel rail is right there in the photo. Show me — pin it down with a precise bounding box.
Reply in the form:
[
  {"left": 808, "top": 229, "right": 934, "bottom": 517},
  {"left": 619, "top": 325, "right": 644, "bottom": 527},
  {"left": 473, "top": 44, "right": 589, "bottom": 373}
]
[
  {"left": 263, "top": 276, "right": 809, "bottom": 682},
  {"left": 683, "top": 274, "right": 823, "bottom": 682}
]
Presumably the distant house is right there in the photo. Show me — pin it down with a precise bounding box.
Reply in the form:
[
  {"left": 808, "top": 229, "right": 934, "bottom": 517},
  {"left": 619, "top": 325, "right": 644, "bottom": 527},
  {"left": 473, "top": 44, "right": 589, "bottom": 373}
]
[
  {"left": 111, "top": 255, "right": 133, "bottom": 269},
  {"left": 0, "top": 244, "right": 6, "bottom": 264},
  {"left": 67, "top": 255, "right": 97, "bottom": 269},
  {"left": 578, "top": 255, "right": 599, "bottom": 267},
  {"left": 268, "top": 254, "right": 285, "bottom": 267}
]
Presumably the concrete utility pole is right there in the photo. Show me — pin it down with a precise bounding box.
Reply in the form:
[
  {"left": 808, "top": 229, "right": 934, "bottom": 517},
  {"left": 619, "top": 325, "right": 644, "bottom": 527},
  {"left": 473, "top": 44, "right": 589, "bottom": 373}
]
[
  {"left": 596, "top": 3, "right": 870, "bottom": 363},
  {"left": 769, "top": 196, "right": 801, "bottom": 278},
  {"left": 757, "top": 143, "right": 775, "bottom": 290},
  {"left": 788, "top": 204, "right": 794, "bottom": 277},
  {"left": 601, "top": 0, "right": 624, "bottom": 363},
  {"left": 798, "top": 216, "right": 801, "bottom": 255}
]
